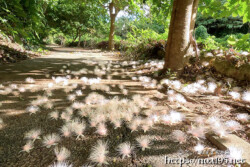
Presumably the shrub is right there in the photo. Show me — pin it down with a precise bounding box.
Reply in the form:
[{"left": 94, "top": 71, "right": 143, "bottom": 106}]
[
  {"left": 195, "top": 25, "right": 209, "bottom": 40},
  {"left": 96, "top": 41, "right": 109, "bottom": 50},
  {"left": 227, "top": 34, "right": 250, "bottom": 52},
  {"left": 122, "top": 40, "right": 165, "bottom": 60},
  {"left": 197, "top": 36, "right": 220, "bottom": 51}
]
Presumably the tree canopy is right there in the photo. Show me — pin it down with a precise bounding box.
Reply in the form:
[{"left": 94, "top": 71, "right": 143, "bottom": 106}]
[{"left": 0, "top": 0, "right": 249, "bottom": 53}]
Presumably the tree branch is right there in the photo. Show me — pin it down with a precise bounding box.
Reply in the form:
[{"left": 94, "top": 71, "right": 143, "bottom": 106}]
[{"left": 100, "top": 2, "right": 109, "bottom": 9}]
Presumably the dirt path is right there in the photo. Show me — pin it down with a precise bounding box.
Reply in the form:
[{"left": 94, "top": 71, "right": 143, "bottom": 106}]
[
  {"left": 0, "top": 46, "right": 163, "bottom": 167},
  {"left": 0, "top": 46, "right": 249, "bottom": 167}
]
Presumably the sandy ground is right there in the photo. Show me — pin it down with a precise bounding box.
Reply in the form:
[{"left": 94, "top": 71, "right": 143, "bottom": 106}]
[{"left": 0, "top": 46, "right": 249, "bottom": 167}]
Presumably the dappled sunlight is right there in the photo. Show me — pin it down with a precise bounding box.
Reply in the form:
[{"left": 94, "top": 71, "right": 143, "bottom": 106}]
[
  {"left": 1, "top": 0, "right": 250, "bottom": 165},
  {"left": 2, "top": 110, "right": 26, "bottom": 116},
  {"left": 0, "top": 46, "right": 249, "bottom": 167}
]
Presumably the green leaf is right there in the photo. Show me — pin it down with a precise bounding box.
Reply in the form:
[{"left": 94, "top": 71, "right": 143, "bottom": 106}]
[{"left": 227, "top": 36, "right": 237, "bottom": 45}]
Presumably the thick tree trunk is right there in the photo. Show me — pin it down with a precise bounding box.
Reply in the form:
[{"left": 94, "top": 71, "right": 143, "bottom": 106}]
[{"left": 164, "top": 0, "right": 199, "bottom": 72}]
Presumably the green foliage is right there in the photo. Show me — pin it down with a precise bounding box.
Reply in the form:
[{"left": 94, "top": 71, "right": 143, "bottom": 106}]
[
  {"left": 147, "top": 0, "right": 173, "bottom": 26},
  {"left": 115, "top": 17, "right": 133, "bottom": 39},
  {"left": 195, "top": 25, "right": 209, "bottom": 40},
  {"left": 223, "top": 0, "right": 250, "bottom": 23},
  {"left": 0, "top": 0, "right": 249, "bottom": 54},
  {"left": 46, "top": 0, "right": 104, "bottom": 45},
  {"left": 115, "top": 16, "right": 166, "bottom": 40},
  {"left": 227, "top": 34, "right": 250, "bottom": 51},
  {"left": 197, "top": 36, "right": 220, "bottom": 51},
  {"left": 197, "top": 33, "right": 250, "bottom": 52},
  {"left": 127, "top": 27, "right": 168, "bottom": 45},
  {"left": 99, "top": 0, "right": 142, "bottom": 13},
  {"left": 123, "top": 39, "right": 166, "bottom": 60},
  {"left": 196, "top": 14, "right": 249, "bottom": 37},
  {"left": 199, "top": 0, "right": 250, "bottom": 23},
  {"left": 0, "top": 0, "right": 47, "bottom": 47}
]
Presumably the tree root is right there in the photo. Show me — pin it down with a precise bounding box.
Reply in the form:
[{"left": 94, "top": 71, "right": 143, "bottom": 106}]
[
  {"left": 162, "top": 84, "right": 199, "bottom": 104},
  {"left": 219, "top": 100, "right": 250, "bottom": 111}
]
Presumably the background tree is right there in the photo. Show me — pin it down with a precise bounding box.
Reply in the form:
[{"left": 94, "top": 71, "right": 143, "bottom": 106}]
[
  {"left": 46, "top": 0, "right": 102, "bottom": 46},
  {"left": 100, "top": 0, "right": 141, "bottom": 50},
  {"left": 196, "top": 16, "right": 249, "bottom": 37}
]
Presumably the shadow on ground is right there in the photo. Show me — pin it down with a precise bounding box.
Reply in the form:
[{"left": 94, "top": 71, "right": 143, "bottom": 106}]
[{"left": 0, "top": 46, "right": 189, "bottom": 167}]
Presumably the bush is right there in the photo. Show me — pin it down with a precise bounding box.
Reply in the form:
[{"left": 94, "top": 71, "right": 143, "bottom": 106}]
[
  {"left": 195, "top": 25, "right": 209, "bottom": 40},
  {"left": 197, "top": 36, "right": 220, "bottom": 51},
  {"left": 213, "top": 33, "right": 250, "bottom": 52},
  {"left": 123, "top": 40, "right": 166, "bottom": 60},
  {"left": 227, "top": 33, "right": 250, "bottom": 52},
  {"left": 126, "top": 27, "right": 168, "bottom": 45},
  {"left": 96, "top": 41, "right": 109, "bottom": 49}
]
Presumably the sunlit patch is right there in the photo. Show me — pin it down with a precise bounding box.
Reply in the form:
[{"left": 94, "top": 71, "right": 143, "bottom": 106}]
[
  {"left": 236, "top": 113, "right": 249, "bottom": 122},
  {"left": 2, "top": 48, "right": 249, "bottom": 166},
  {"left": 225, "top": 120, "right": 242, "bottom": 132},
  {"left": 207, "top": 82, "right": 217, "bottom": 93},
  {"left": 169, "top": 110, "right": 184, "bottom": 124},
  {"left": 90, "top": 84, "right": 110, "bottom": 92},
  {"left": 25, "top": 77, "right": 35, "bottom": 84},
  {"left": 242, "top": 91, "right": 250, "bottom": 102},
  {"left": 229, "top": 91, "right": 241, "bottom": 100},
  {"left": 194, "top": 143, "right": 204, "bottom": 154},
  {"left": 85, "top": 92, "right": 106, "bottom": 105},
  {"left": 232, "top": 87, "right": 242, "bottom": 92},
  {"left": 227, "top": 147, "right": 243, "bottom": 160}
]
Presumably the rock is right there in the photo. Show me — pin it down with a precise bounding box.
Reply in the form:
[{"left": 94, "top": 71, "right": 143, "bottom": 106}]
[
  {"left": 200, "top": 52, "right": 215, "bottom": 62},
  {"left": 213, "top": 59, "right": 250, "bottom": 81},
  {"left": 215, "top": 53, "right": 224, "bottom": 57},
  {"left": 242, "top": 51, "right": 249, "bottom": 56},
  {"left": 247, "top": 132, "right": 250, "bottom": 139},
  {"left": 206, "top": 134, "right": 250, "bottom": 166},
  {"left": 205, "top": 52, "right": 214, "bottom": 57}
]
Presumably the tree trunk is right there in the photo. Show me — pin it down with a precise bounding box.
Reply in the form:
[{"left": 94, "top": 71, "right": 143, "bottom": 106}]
[
  {"left": 77, "top": 29, "right": 82, "bottom": 47},
  {"left": 108, "top": 14, "right": 116, "bottom": 50},
  {"left": 73, "top": 28, "right": 80, "bottom": 43},
  {"left": 108, "top": 1, "right": 119, "bottom": 51},
  {"left": 164, "top": 0, "right": 199, "bottom": 72},
  {"left": 190, "top": 0, "right": 199, "bottom": 35}
]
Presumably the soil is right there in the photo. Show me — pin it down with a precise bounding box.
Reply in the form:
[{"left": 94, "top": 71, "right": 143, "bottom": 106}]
[
  {"left": 0, "top": 45, "right": 249, "bottom": 167},
  {"left": 0, "top": 40, "right": 40, "bottom": 64}
]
